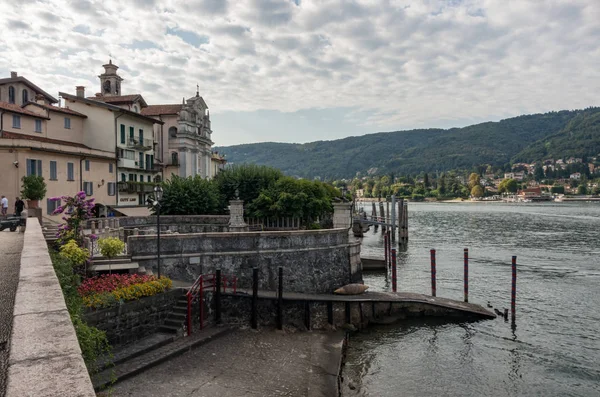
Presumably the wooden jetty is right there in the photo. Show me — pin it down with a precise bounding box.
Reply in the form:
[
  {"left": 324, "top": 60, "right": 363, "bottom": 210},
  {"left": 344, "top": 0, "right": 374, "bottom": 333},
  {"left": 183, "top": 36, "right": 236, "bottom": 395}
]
[{"left": 353, "top": 195, "right": 408, "bottom": 242}]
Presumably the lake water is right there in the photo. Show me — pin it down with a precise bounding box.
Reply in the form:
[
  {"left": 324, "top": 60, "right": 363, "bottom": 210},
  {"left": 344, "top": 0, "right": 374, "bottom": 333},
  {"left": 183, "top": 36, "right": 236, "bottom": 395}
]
[{"left": 342, "top": 202, "right": 600, "bottom": 397}]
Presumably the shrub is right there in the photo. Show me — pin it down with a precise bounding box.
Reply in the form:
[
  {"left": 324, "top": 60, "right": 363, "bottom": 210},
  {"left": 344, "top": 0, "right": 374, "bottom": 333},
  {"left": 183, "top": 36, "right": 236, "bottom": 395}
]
[
  {"left": 59, "top": 239, "right": 90, "bottom": 266},
  {"left": 81, "top": 277, "right": 172, "bottom": 309},
  {"left": 21, "top": 175, "right": 47, "bottom": 200},
  {"left": 78, "top": 274, "right": 161, "bottom": 296},
  {"left": 97, "top": 237, "right": 125, "bottom": 259}
]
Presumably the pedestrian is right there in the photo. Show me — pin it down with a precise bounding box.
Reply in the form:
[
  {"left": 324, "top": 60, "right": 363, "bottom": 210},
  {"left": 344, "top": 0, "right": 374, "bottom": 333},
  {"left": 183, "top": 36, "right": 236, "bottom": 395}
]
[
  {"left": 14, "top": 197, "right": 24, "bottom": 216},
  {"left": 1, "top": 195, "right": 8, "bottom": 217}
]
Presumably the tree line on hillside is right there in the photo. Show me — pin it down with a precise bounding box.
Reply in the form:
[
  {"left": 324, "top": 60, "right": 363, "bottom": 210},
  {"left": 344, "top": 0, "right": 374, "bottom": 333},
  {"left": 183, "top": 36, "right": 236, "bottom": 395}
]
[{"left": 216, "top": 107, "right": 600, "bottom": 180}]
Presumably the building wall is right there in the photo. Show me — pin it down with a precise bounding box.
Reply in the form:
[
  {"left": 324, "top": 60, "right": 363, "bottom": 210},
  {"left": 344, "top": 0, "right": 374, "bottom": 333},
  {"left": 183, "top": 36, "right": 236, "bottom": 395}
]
[
  {"left": 0, "top": 82, "right": 36, "bottom": 105},
  {"left": 63, "top": 99, "right": 115, "bottom": 153},
  {"left": 1, "top": 111, "right": 44, "bottom": 136},
  {"left": 46, "top": 111, "right": 85, "bottom": 144}
]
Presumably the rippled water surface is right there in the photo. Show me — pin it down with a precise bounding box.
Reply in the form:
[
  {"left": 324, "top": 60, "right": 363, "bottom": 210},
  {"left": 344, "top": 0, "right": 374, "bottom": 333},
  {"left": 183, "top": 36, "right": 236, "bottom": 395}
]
[{"left": 343, "top": 202, "right": 600, "bottom": 397}]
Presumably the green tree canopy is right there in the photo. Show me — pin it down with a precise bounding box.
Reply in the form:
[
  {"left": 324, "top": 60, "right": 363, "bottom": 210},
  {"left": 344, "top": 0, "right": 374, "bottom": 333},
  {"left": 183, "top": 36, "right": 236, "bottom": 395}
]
[
  {"left": 159, "top": 175, "right": 221, "bottom": 215},
  {"left": 471, "top": 185, "right": 484, "bottom": 198},
  {"left": 498, "top": 178, "right": 518, "bottom": 193}
]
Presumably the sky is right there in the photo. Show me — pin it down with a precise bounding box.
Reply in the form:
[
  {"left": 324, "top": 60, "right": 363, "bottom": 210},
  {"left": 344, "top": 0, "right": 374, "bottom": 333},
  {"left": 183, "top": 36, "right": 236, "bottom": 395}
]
[{"left": 1, "top": 0, "right": 599, "bottom": 146}]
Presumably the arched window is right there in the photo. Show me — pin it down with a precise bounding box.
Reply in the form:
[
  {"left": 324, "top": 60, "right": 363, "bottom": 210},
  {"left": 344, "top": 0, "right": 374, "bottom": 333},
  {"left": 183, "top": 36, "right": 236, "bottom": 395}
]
[
  {"left": 171, "top": 152, "right": 179, "bottom": 166},
  {"left": 154, "top": 175, "right": 162, "bottom": 183},
  {"left": 133, "top": 105, "right": 138, "bottom": 113},
  {"left": 8, "top": 86, "right": 15, "bottom": 104},
  {"left": 22, "top": 89, "right": 28, "bottom": 104},
  {"left": 168, "top": 126, "right": 177, "bottom": 137}
]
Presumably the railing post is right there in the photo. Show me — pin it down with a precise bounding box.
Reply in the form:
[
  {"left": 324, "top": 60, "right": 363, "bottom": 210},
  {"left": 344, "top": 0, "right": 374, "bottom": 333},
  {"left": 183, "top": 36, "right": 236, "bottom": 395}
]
[
  {"left": 430, "top": 249, "right": 436, "bottom": 297},
  {"left": 215, "top": 269, "right": 222, "bottom": 324},
  {"left": 277, "top": 266, "right": 283, "bottom": 330},
  {"left": 187, "top": 293, "right": 192, "bottom": 336},
  {"left": 251, "top": 268, "right": 258, "bottom": 329},
  {"left": 391, "top": 248, "right": 397, "bottom": 292},
  {"left": 464, "top": 248, "right": 469, "bottom": 303},
  {"left": 199, "top": 276, "right": 204, "bottom": 330}
]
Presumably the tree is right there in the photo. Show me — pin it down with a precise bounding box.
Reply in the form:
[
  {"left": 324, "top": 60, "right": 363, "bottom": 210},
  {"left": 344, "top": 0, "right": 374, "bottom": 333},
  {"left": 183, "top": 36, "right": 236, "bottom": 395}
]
[
  {"left": 212, "top": 164, "right": 283, "bottom": 208},
  {"left": 468, "top": 173, "right": 480, "bottom": 190},
  {"left": 577, "top": 184, "right": 588, "bottom": 195},
  {"left": 471, "top": 185, "right": 484, "bottom": 198},
  {"left": 498, "top": 178, "right": 518, "bottom": 193},
  {"left": 423, "top": 173, "right": 430, "bottom": 187},
  {"left": 534, "top": 163, "right": 544, "bottom": 181},
  {"left": 159, "top": 175, "right": 221, "bottom": 215}
]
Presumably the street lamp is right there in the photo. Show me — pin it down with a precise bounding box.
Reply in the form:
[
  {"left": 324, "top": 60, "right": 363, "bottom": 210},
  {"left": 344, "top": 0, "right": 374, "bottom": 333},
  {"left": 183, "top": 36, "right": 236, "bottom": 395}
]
[{"left": 153, "top": 185, "right": 163, "bottom": 278}]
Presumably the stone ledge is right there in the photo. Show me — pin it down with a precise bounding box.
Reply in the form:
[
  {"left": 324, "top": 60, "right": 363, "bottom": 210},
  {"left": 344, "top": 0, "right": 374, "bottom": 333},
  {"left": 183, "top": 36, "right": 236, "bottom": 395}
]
[{"left": 6, "top": 220, "right": 95, "bottom": 397}]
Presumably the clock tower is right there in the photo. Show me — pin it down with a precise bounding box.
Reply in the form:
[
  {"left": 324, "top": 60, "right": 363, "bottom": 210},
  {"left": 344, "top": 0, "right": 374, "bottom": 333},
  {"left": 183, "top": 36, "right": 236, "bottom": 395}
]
[{"left": 98, "top": 59, "right": 123, "bottom": 96}]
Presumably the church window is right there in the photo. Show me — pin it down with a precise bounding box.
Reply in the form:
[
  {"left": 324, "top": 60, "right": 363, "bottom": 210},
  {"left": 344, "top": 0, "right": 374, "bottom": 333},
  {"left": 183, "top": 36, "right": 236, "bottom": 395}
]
[
  {"left": 169, "top": 126, "right": 177, "bottom": 137},
  {"left": 103, "top": 80, "right": 111, "bottom": 94},
  {"left": 22, "top": 89, "right": 28, "bottom": 103},
  {"left": 8, "top": 86, "right": 15, "bottom": 104}
]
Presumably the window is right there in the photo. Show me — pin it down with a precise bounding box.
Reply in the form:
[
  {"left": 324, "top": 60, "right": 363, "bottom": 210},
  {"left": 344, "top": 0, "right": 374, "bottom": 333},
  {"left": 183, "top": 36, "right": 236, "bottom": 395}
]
[
  {"left": 26, "top": 159, "right": 42, "bottom": 176},
  {"left": 8, "top": 86, "right": 15, "bottom": 104},
  {"left": 83, "top": 182, "right": 93, "bottom": 196},
  {"left": 129, "top": 126, "right": 134, "bottom": 141},
  {"left": 119, "top": 149, "right": 135, "bottom": 160},
  {"left": 107, "top": 182, "right": 116, "bottom": 196},
  {"left": 67, "top": 162, "right": 74, "bottom": 181},
  {"left": 139, "top": 129, "right": 144, "bottom": 142},
  {"left": 34, "top": 119, "right": 42, "bottom": 133},
  {"left": 47, "top": 198, "right": 59, "bottom": 215},
  {"left": 49, "top": 161, "right": 57, "bottom": 180},
  {"left": 145, "top": 154, "right": 151, "bottom": 170},
  {"left": 12, "top": 115, "right": 21, "bottom": 128},
  {"left": 128, "top": 173, "right": 135, "bottom": 182},
  {"left": 84, "top": 160, "right": 90, "bottom": 171},
  {"left": 121, "top": 173, "right": 126, "bottom": 182},
  {"left": 169, "top": 126, "right": 177, "bottom": 137},
  {"left": 139, "top": 152, "right": 144, "bottom": 168},
  {"left": 133, "top": 105, "right": 138, "bottom": 113},
  {"left": 22, "top": 89, "right": 28, "bottom": 104},
  {"left": 171, "top": 152, "right": 178, "bottom": 165},
  {"left": 147, "top": 175, "right": 151, "bottom": 183},
  {"left": 64, "top": 117, "right": 71, "bottom": 129},
  {"left": 109, "top": 163, "right": 114, "bottom": 173},
  {"left": 120, "top": 124, "right": 126, "bottom": 144}
]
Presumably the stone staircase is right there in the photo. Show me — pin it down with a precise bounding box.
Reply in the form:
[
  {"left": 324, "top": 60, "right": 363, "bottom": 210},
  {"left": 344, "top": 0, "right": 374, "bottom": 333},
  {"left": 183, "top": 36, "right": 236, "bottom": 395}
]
[
  {"left": 158, "top": 293, "right": 189, "bottom": 335},
  {"left": 41, "top": 223, "right": 59, "bottom": 243}
]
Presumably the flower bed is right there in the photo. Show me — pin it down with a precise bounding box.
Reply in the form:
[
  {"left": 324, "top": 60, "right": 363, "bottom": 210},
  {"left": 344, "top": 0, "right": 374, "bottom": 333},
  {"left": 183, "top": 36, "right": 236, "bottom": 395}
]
[{"left": 79, "top": 274, "right": 172, "bottom": 309}]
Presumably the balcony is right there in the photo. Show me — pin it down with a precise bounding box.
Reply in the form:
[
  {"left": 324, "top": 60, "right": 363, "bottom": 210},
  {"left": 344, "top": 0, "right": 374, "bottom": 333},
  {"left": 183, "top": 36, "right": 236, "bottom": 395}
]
[
  {"left": 127, "top": 137, "right": 154, "bottom": 150},
  {"left": 118, "top": 182, "right": 156, "bottom": 194}
]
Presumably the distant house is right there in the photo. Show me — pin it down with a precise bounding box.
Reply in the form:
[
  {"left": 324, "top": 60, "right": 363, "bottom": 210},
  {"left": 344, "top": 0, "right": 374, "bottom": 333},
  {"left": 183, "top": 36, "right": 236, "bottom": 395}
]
[
  {"left": 570, "top": 172, "right": 581, "bottom": 180},
  {"left": 566, "top": 157, "right": 583, "bottom": 164},
  {"left": 504, "top": 172, "right": 524, "bottom": 181},
  {"left": 518, "top": 187, "right": 542, "bottom": 198}
]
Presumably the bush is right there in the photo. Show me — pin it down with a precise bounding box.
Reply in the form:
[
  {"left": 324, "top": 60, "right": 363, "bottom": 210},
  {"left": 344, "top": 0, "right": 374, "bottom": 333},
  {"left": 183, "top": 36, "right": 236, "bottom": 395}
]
[
  {"left": 59, "top": 239, "right": 90, "bottom": 266},
  {"left": 97, "top": 237, "right": 125, "bottom": 259},
  {"left": 78, "top": 274, "right": 172, "bottom": 309},
  {"left": 158, "top": 175, "right": 222, "bottom": 215},
  {"left": 21, "top": 175, "right": 47, "bottom": 200}
]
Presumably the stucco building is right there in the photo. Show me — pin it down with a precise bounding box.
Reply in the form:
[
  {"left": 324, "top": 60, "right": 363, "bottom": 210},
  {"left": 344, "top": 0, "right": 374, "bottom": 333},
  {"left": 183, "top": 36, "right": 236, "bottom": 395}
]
[{"left": 0, "top": 72, "right": 115, "bottom": 219}]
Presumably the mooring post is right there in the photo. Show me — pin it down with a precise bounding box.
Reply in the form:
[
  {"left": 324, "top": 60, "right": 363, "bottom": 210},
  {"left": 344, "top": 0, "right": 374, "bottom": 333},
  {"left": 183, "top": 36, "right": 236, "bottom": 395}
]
[
  {"left": 391, "top": 195, "right": 396, "bottom": 242},
  {"left": 397, "top": 199, "right": 403, "bottom": 240},
  {"left": 404, "top": 204, "right": 409, "bottom": 240},
  {"left": 384, "top": 232, "right": 389, "bottom": 267},
  {"left": 430, "top": 249, "right": 436, "bottom": 297},
  {"left": 511, "top": 256, "right": 517, "bottom": 323},
  {"left": 391, "top": 248, "right": 397, "bottom": 292},
  {"left": 386, "top": 200, "right": 390, "bottom": 224},
  {"left": 464, "top": 248, "right": 469, "bottom": 303},
  {"left": 372, "top": 202, "right": 377, "bottom": 221},
  {"left": 215, "top": 269, "right": 222, "bottom": 324},
  {"left": 277, "top": 266, "right": 283, "bottom": 330},
  {"left": 251, "top": 267, "right": 258, "bottom": 329}
]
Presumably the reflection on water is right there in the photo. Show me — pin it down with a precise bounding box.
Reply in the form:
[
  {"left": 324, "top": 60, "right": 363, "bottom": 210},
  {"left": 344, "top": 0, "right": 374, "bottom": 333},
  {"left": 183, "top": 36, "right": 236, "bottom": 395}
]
[{"left": 342, "top": 202, "right": 600, "bottom": 397}]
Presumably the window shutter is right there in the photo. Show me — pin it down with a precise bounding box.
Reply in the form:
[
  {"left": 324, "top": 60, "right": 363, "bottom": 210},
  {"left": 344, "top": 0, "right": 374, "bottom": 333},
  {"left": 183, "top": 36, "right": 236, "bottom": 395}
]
[
  {"left": 47, "top": 199, "right": 52, "bottom": 215},
  {"left": 121, "top": 125, "right": 126, "bottom": 144},
  {"left": 37, "top": 160, "right": 42, "bottom": 176},
  {"left": 90, "top": 183, "right": 93, "bottom": 196},
  {"left": 26, "top": 159, "right": 32, "bottom": 176}
]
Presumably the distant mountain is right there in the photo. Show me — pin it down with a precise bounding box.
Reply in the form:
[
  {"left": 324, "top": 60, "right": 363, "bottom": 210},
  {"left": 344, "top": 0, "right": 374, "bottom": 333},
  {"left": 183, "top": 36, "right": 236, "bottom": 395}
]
[{"left": 216, "top": 108, "right": 600, "bottom": 179}]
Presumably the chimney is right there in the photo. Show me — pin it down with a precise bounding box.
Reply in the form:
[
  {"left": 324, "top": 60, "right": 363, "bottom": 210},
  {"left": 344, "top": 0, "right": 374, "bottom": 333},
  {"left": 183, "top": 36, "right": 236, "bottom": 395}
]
[
  {"left": 35, "top": 94, "right": 45, "bottom": 105},
  {"left": 76, "top": 86, "right": 85, "bottom": 98},
  {"left": 10, "top": 71, "right": 17, "bottom": 78}
]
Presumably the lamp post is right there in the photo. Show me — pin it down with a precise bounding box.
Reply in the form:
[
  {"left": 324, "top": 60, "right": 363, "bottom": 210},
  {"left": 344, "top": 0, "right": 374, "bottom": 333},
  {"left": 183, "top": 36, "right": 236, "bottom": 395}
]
[{"left": 153, "top": 185, "right": 163, "bottom": 278}]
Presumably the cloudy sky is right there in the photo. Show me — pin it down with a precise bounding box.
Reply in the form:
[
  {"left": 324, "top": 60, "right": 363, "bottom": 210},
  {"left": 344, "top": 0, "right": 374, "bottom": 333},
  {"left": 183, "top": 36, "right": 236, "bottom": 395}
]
[{"left": 1, "top": 0, "right": 599, "bottom": 146}]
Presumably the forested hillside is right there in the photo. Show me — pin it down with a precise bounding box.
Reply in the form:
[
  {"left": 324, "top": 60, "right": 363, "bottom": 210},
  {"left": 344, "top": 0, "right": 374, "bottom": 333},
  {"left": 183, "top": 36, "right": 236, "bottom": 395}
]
[{"left": 216, "top": 108, "right": 600, "bottom": 179}]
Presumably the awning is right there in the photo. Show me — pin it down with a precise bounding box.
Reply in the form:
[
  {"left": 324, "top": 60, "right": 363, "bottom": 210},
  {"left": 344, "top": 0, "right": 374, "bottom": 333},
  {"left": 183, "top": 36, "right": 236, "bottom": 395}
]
[{"left": 112, "top": 206, "right": 152, "bottom": 217}]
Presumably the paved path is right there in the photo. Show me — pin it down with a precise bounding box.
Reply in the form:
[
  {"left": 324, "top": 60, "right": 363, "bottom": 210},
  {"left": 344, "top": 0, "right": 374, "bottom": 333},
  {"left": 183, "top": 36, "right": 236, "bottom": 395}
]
[
  {"left": 0, "top": 231, "right": 23, "bottom": 397},
  {"left": 108, "top": 329, "right": 344, "bottom": 397}
]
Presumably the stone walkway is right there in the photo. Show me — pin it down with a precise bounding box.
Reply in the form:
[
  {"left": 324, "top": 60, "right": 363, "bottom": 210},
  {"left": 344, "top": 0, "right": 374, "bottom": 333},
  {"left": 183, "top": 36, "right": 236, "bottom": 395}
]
[
  {"left": 107, "top": 329, "right": 345, "bottom": 397},
  {"left": 0, "top": 230, "right": 24, "bottom": 397}
]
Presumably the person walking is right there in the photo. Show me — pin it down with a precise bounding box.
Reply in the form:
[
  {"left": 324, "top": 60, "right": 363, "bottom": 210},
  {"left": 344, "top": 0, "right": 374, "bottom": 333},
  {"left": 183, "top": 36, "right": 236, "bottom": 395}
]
[
  {"left": 14, "top": 197, "right": 24, "bottom": 216},
  {"left": 1, "top": 195, "right": 8, "bottom": 217}
]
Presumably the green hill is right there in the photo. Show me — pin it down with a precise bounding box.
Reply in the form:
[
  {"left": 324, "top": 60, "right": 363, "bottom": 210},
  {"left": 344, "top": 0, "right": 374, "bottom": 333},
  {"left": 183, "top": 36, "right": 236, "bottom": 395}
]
[{"left": 216, "top": 108, "right": 600, "bottom": 179}]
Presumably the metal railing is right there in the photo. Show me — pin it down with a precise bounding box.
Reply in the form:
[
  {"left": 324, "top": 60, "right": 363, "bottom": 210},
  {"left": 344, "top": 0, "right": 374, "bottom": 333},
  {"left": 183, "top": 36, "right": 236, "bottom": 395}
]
[
  {"left": 186, "top": 271, "right": 237, "bottom": 336},
  {"left": 127, "top": 137, "right": 153, "bottom": 149}
]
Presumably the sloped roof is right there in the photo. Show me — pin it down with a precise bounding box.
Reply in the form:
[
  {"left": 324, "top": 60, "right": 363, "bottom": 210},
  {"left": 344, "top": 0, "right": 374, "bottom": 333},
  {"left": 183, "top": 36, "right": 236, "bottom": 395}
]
[
  {"left": 0, "top": 76, "right": 58, "bottom": 103},
  {"left": 141, "top": 104, "right": 182, "bottom": 116},
  {"left": 0, "top": 102, "right": 50, "bottom": 118},
  {"left": 0, "top": 131, "right": 89, "bottom": 148},
  {"left": 88, "top": 94, "right": 148, "bottom": 108},
  {"left": 24, "top": 102, "right": 87, "bottom": 117}
]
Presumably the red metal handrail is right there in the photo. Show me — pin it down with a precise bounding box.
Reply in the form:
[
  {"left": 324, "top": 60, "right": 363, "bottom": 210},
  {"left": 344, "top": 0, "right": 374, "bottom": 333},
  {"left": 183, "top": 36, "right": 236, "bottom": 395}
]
[{"left": 186, "top": 273, "right": 238, "bottom": 336}]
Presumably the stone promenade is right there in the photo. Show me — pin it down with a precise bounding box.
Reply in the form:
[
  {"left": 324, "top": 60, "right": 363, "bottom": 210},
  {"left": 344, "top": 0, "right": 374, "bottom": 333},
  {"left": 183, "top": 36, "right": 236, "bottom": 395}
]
[
  {"left": 0, "top": 231, "right": 23, "bottom": 397},
  {"left": 107, "top": 329, "right": 345, "bottom": 397}
]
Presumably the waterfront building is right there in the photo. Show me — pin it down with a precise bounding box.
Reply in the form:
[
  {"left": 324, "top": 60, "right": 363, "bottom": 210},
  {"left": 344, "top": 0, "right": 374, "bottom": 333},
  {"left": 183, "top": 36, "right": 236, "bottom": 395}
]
[
  {"left": 0, "top": 72, "right": 115, "bottom": 218},
  {"left": 59, "top": 61, "right": 163, "bottom": 209}
]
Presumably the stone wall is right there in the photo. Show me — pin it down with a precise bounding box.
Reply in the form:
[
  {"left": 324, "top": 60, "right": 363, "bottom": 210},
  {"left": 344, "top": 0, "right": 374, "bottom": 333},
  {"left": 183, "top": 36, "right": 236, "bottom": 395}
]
[
  {"left": 128, "top": 228, "right": 361, "bottom": 294},
  {"left": 83, "top": 288, "right": 184, "bottom": 346},
  {"left": 86, "top": 215, "right": 230, "bottom": 234},
  {"left": 7, "top": 220, "right": 95, "bottom": 396}
]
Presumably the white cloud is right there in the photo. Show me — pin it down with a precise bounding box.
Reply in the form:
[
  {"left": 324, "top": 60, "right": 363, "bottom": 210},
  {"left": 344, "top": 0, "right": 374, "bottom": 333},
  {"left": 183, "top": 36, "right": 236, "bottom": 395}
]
[{"left": 0, "top": 0, "right": 599, "bottom": 145}]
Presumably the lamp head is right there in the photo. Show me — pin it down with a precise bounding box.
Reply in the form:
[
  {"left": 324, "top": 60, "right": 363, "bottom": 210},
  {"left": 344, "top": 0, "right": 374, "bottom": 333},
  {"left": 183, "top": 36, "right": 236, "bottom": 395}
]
[{"left": 154, "top": 185, "right": 163, "bottom": 201}]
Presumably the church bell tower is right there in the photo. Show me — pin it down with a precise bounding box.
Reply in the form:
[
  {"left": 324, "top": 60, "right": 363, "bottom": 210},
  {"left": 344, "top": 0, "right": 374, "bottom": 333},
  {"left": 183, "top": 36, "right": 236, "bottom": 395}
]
[{"left": 98, "top": 59, "right": 123, "bottom": 96}]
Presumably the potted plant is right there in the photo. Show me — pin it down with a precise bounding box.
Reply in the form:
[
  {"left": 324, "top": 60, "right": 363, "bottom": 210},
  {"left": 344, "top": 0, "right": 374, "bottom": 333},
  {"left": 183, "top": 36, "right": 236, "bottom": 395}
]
[{"left": 21, "top": 175, "right": 47, "bottom": 209}]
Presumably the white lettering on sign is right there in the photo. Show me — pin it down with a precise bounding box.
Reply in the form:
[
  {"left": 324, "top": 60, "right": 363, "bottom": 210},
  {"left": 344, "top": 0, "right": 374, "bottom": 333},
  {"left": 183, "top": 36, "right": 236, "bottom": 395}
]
[{"left": 119, "top": 197, "right": 138, "bottom": 202}]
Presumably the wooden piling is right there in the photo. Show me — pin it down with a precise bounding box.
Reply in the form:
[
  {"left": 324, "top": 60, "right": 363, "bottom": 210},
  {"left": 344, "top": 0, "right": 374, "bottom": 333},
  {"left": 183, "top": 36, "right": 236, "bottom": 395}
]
[
  {"left": 511, "top": 256, "right": 517, "bottom": 323},
  {"left": 372, "top": 202, "right": 377, "bottom": 221},
  {"left": 251, "top": 268, "right": 258, "bottom": 329},
  {"left": 430, "top": 249, "right": 436, "bottom": 297},
  {"left": 384, "top": 232, "right": 389, "bottom": 267},
  {"left": 464, "top": 248, "right": 469, "bottom": 303},
  {"left": 391, "top": 248, "right": 397, "bottom": 292},
  {"left": 277, "top": 266, "right": 283, "bottom": 330}
]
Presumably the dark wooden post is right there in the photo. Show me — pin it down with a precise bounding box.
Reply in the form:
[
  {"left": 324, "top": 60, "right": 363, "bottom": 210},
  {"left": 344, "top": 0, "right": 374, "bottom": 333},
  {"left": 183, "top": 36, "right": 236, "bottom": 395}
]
[
  {"left": 251, "top": 268, "right": 258, "bottom": 329},
  {"left": 277, "top": 266, "right": 283, "bottom": 330},
  {"left": 391, "top": 248, "right": 397, "bottom": 292},
  {"left": 215, "top": 269, "right": 222, "bottom": 324},
  {"left": 430, "top": 249, "right": 436, "bottom": 297},
  {"left": 511, "top": 256, "right": 517, "bottom": 323},
  {"left": 464, "top": 248, "right": 469, "bottom": 303}
]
